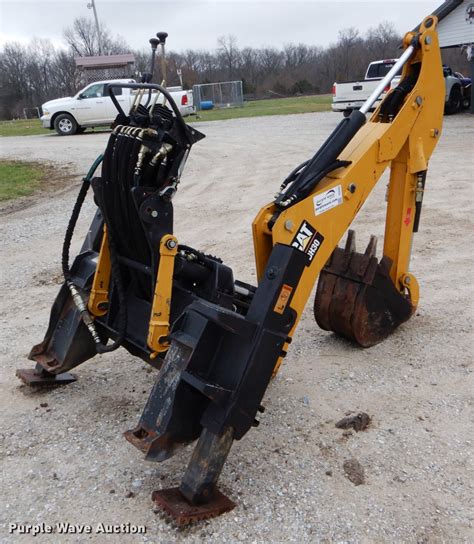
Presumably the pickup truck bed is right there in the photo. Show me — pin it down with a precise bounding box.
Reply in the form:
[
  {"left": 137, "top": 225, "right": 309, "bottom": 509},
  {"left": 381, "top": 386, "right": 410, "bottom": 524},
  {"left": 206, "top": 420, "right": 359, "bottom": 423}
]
[{"left": 332, "top": 59, "right": 399, "bottom": 116}]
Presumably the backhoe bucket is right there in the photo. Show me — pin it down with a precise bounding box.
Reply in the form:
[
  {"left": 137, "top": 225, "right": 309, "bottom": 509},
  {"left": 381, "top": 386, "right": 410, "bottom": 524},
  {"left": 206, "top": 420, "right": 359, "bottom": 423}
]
[{"left": 314, "top": 230, "right": 413, "bottom": 347}]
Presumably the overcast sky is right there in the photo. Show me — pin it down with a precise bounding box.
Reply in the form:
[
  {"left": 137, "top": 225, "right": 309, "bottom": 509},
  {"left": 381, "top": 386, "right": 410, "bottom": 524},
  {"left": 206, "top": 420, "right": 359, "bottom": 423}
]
[{"left": 0, "top": 0, "right": 442, "bottom": 52}]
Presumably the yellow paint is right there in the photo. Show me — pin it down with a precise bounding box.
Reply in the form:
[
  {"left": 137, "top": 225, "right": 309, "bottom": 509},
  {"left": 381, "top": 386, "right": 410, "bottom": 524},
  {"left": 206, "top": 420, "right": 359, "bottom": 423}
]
[
  {"left": 253, "top": 17, "right": 444, "bottom": 374},
  {"left": 147, "top": 234, "right": 178, "bottom": 356},
  {"left": 88, "top": 225, "right": 112, "bottom": 317}
]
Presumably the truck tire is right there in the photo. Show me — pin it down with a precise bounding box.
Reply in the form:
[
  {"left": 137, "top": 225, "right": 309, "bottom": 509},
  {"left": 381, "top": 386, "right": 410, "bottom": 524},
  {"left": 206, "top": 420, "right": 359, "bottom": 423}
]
[
  {"left": 343, "top": 109, "right": 352, "bottom": 118},
  {"left": 54, "top": 113, "right": 78, "bottom": 136},
  {"left": 444, "top": 86, "right": 461, "bottom": 115}
]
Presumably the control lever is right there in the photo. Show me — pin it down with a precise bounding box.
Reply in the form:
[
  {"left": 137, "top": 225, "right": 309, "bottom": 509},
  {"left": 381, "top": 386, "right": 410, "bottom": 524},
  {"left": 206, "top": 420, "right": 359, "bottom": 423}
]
[{"left": 156, "top": 31, "right": 168, "bottom": 87}]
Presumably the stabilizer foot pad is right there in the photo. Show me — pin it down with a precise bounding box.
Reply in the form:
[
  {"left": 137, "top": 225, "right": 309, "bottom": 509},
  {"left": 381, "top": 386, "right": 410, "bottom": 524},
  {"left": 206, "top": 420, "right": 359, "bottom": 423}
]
[
  {"left": 16, "top": 368, "right": 77, "bottom": 387},
  {"left": 152, "top": 487, "right": 236, "bottom": 526}
]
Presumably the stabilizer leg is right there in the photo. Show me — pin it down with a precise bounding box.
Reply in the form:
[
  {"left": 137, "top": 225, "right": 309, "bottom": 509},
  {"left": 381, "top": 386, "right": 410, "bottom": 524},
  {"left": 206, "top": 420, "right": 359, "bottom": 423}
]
[
  {"left": 124, "top": 341, "right": 200, "bottom": 461},
  {"left": 18, "top": 211, "right": 105, "bottom": 386},
  {"left": 17, "top": 282, "right": 98, "bottom": 384},
  {"left": 152, "top": 427, "right": 236, "bottom": 525}
]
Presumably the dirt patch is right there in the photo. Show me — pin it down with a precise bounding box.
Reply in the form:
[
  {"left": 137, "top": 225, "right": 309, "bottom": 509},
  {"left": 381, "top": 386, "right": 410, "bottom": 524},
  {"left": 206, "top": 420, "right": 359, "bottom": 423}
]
[{"left": 32, "top": 268, "right": 63, "bottom": 287}]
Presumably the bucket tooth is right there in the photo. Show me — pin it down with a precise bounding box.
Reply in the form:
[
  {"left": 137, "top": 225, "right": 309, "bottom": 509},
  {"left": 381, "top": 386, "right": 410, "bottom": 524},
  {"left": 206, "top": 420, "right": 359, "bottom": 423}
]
[
  {"left": 345, "top": 229, "right": 356, "bottom": 253},
  {"left": 314, "top": 232, "right": 413, "bottom": 347},
  {"left": 364, "top": 234, "right": 377, "bottom": 258}
]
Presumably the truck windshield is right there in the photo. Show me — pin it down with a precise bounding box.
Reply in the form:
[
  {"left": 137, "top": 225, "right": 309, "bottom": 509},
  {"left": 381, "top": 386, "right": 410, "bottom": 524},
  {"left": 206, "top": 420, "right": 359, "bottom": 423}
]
[{"left": 366, "top": 62, "right": 402, "bottom": 79}]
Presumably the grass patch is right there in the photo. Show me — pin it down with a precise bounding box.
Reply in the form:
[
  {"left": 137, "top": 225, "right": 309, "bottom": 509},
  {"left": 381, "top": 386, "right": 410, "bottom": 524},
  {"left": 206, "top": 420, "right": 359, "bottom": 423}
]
[
  {"left": 189, "top": 94, "right": 332, "bottom": 122},
  {"left": 0, "top": 95, "right": 332, "bottom": 137},
  {"left": 0, "top": 160, "right": 46, "bottom": 201},
  {"left": 0, "top": 119, "right": 49, "bottom": 137}
]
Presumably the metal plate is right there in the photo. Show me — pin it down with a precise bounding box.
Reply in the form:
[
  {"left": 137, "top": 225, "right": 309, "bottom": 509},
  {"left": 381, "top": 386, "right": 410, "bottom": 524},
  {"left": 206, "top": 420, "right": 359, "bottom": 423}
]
[
  {"left": 152, "top": 487, "right": 235, "bottom": 526},
  {"left": 16, "top": 368, "right": 77, "bottom": 386}
]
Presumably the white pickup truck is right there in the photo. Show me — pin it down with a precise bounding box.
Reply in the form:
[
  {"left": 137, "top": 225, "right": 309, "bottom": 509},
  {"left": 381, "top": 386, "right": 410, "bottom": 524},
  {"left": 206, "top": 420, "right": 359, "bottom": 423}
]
[
  {"left": 41, "top": 79, "right": 195, "bottom": 135},
  {"left": 332, "top": 60, "right": 468, "bottom": 116},
  {"left": 332, "top": 59, "right": 400, "bottom": 116}
]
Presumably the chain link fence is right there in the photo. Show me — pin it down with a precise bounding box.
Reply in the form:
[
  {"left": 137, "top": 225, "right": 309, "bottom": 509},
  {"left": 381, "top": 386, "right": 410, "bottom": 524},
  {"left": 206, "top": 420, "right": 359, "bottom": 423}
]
[
  {"left": 192, "top": 81, "right": 244, "bottom": 110},
  {"left": 22, "top": 107, "right": 42, "bottom": 119}
]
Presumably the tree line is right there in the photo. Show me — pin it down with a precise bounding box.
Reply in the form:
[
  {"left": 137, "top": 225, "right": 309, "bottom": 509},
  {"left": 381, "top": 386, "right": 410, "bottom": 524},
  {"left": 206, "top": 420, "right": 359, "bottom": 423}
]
[{"left": 0, "top": 17, "right": 469, "bottom": 119}]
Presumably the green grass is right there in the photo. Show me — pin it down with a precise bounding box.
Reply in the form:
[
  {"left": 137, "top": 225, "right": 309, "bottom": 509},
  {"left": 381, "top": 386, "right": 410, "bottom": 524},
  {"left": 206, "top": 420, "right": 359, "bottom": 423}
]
[
  {"left": 0, "top": 119, "right": 49, "bottom": 137},
  {"left": 0, "top": 160, "right": 46, "bottom": 201},
  {"left": 0, "top": 95, "right": 331, "bottom": 136},
  {"left": 189, "top": 94, "right": 332, "bottom": 122}
]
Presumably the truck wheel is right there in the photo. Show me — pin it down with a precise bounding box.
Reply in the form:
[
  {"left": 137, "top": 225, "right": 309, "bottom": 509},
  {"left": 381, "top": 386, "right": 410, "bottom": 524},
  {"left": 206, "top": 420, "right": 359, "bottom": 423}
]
[
  {"left": 54, "top": 114, "right": 78, "bottom": 136},
  {"left": 343, "top": 109, "right": 352, "bottom": 118},
  {"left": 444, "top": 86, "right": 461, "bottom": 115}
]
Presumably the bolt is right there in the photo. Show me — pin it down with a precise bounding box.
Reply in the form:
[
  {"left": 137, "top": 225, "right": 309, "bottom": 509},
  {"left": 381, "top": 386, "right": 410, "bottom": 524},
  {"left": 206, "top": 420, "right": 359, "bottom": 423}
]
[
  {"left": 284, "top": 220, "right": 294, "bottom": 232},
  {"left": 151, "top": 210, "right": 158, "bottom": 218},
  {"left": 166, "top": 239, "right": 177, "bottom": 249},
  {"left": 404, "top": 276, "right": 411, "bottom": 285},
  {"left": 348, "top": 183, "right": 357, "bottom": 193},
  {"left": 416, "top": 96, "right": 423, "bottom": 106},
  {"left": 266, "top": 267, "right": 277, "bottom": 279},
  {"left": 425, "top": 36, "right": 432, "bottom": 45},
  {"left": 430, "top": 128, "right": 439, "bottom": 138}
]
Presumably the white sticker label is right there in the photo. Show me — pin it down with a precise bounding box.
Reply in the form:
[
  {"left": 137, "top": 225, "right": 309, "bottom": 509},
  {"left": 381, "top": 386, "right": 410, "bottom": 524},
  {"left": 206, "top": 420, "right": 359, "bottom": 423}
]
[{"left": 313, "top": 185, "right": 343, "bottom": 216}]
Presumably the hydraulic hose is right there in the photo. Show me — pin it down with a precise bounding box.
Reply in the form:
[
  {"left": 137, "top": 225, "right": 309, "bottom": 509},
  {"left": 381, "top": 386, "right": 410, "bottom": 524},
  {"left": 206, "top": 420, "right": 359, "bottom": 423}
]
[{"left": 62, "top": 154, "right": 128, "bottom": 354}]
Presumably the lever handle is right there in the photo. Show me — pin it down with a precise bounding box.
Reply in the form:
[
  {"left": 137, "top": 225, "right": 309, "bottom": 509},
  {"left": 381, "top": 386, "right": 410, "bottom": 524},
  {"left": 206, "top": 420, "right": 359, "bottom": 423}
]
[
  {"left": 149, "top": 38, "right": 159, "bottom": 50},
  {"left": 156, "top": 31, "right": 168, "bottom": 44}
]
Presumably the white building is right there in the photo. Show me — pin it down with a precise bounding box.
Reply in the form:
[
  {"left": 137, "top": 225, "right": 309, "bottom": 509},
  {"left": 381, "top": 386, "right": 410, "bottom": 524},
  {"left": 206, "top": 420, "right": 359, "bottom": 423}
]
[{"left": 432, "top": 0, "right": 474, "bottom": 112}]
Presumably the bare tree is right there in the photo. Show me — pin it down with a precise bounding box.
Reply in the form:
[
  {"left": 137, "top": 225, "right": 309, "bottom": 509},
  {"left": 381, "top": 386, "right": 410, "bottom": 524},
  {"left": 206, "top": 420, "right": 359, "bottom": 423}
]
[
  {"left": 217, "top": 35, "right": 239, "bottom": 79},
  {"left": 366, "top": 22, "right": 401, "bottom": 58},
  {"left": 63, "top": 17, "right": 129, "bottom": 57},
  {"left": 1, "top": 18, "right": 469, "bottom": 120}
]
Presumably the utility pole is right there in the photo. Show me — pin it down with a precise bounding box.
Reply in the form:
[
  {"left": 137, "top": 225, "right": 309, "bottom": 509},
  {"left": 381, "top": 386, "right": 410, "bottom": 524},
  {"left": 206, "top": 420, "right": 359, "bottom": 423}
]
[{"left": 87, "top": 0, "right": 103, "bottom": 55}]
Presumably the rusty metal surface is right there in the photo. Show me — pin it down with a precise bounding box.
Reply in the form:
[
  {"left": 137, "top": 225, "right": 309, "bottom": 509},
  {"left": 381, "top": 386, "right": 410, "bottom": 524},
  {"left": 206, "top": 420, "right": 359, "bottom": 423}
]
[
  {"left": 314, "top": 230, "right": 413, "bottom": 347},
  {"left": 152, "top": 487, "right": 236, "bottom": 526},
  {"left": 16, "top": 368, "right": 77, "bottom": 386},
  {"left": 123, "top": 424, "right": 158, "bottom": 455}
]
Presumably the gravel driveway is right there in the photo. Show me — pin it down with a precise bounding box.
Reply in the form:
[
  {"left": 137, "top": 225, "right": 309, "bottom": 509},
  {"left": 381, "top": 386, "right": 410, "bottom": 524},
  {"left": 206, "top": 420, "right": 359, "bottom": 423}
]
[{"left": 1, "top": 112, "right": 473, "bottom": 543}]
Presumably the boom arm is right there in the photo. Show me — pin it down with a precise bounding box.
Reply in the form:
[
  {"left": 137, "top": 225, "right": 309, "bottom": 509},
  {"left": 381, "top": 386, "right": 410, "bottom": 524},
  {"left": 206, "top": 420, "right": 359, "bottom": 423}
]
[{"left": 253, "top": 16, "right": 444, "bottom": 366}]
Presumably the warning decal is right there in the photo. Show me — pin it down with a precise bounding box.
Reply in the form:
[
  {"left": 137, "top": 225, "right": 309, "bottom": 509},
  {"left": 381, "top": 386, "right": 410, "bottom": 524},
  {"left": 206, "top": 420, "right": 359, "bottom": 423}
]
[{"left": 274, "top": 284, "right": 293, "bottom": 315}]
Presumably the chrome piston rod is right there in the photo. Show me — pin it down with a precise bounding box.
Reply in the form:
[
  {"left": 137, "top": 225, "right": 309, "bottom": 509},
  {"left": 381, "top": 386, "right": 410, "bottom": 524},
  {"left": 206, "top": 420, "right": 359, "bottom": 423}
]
[{"left": 359, "top": 45, "right": 415, "bottom": 115}]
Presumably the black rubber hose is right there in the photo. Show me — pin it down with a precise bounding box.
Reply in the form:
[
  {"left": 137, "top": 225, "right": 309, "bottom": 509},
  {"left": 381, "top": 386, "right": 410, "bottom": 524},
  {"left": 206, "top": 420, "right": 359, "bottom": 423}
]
[
  {"left": 276, "top": 110, "right": 365, "bottom": 207},
  {"left": 61, "top": 155, "right": 127, "bottom": 354}
]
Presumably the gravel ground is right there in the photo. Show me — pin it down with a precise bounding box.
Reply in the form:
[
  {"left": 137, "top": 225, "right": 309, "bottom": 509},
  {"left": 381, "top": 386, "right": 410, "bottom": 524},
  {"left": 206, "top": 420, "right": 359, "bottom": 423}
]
[{"left": 0, "top": 112, "right": 473, "bottom": 543}]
